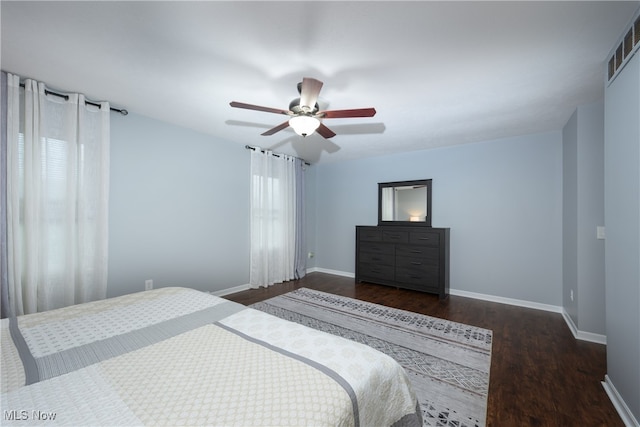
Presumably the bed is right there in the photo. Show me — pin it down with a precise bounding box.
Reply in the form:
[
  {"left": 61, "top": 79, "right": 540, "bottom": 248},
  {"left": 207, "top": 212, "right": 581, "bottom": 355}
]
[{"left": 1, "top": 287, "right": 421, "bottom": 426}]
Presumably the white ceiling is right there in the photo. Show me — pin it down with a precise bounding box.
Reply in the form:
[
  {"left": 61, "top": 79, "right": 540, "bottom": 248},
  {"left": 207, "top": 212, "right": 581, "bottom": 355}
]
[{"left": 2, "top": 1, "right": 638, "bottom": 164}]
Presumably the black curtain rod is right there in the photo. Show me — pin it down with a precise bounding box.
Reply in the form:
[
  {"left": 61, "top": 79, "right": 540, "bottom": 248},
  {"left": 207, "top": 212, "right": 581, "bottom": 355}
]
[
  {"left": 18, "top": 82, "right": 128, "bottom": 115},
  {"left": 245, "top": 145, "right": 310, "bottom": 166}
]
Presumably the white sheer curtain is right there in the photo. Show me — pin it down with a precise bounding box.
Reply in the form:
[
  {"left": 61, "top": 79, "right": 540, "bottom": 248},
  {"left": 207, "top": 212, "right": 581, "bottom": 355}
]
[
  {"left": 5, "top": 74, "right": 110, "bottom": 315},
  {"left": 249, "top": 149, "right": 304, "bottom": 288}
]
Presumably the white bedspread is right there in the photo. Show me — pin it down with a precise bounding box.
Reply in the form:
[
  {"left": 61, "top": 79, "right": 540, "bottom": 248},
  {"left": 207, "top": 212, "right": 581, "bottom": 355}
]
[{"left": 1, "top": 287, "right": 420, "bottom": 426}]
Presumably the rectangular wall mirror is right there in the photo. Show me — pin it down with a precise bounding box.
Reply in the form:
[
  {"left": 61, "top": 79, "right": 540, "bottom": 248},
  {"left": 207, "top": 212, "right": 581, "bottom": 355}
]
[{"left": 378, "top": 179, "right": 432, "bottom": 226}]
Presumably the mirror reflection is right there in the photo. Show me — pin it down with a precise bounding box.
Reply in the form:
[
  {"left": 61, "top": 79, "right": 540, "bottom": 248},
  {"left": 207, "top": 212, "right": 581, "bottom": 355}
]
[
  {"left": 378, "top": 179, "right": 432, "bottom": 226},
  {"left": 381, "top": 185, "right": 428, "bottom": 222}
]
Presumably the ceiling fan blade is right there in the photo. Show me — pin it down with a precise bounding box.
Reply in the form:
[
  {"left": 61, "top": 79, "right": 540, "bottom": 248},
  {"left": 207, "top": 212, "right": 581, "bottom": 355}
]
[
  {"left": 316, "top": 123, "right": 336, "bottom": 139},
  {"left": 230, "top": 101, "right": 290, "bottom": 115},
  {"left": 261, "top": 121, "right": 290, "bottom": 136},
  {"left": 320, "top": 108, "right": 377, "bottom": 119},
  {"left": 299, "top": 77, "right": 323, "bottom": 112}
]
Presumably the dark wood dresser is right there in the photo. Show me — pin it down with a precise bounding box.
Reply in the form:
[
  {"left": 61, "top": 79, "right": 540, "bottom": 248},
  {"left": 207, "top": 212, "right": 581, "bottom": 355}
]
[{"left": 355, "top": 225, "right": 450, "bottom": 299}]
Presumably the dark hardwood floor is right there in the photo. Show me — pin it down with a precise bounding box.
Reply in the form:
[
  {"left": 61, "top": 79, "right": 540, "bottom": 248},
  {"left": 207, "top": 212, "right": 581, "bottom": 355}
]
[{"left": 225, "top": 272, "right": 622, "bottom": 427}]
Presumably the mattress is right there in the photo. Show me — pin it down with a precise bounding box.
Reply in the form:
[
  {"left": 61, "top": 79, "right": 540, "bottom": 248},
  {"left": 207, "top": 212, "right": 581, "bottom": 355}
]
[{"left": 1, "top": 287, "right": 421, "bottom": 426}]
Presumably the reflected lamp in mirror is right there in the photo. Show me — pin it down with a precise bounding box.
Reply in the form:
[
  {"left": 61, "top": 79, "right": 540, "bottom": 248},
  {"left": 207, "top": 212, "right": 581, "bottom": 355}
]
[{"left": 378, "top": 179, "right": 432, "bottom": 226}]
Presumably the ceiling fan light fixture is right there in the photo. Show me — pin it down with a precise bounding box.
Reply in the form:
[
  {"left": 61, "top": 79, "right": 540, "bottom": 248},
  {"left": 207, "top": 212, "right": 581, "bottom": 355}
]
[
  {"left": 230, "top": 77, "right": 375, "bottom": 139},
  {"left": 289, "top": 115, "right": 320, "bottom": 137}
]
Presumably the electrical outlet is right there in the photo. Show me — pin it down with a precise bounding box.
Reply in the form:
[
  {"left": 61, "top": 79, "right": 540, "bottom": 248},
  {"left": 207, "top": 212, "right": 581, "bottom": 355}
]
[
  {"left": 308, "top": 252, "right": 315, "bottom": 259},
  {"left": 597, "top": 226, "right": 606, "bottom": 240},
  {"left": 570, "top": 289, "right": 574, "bottom": 301},
  {"left": 145, "top": 279, "right": 153, "bottom": 291}
]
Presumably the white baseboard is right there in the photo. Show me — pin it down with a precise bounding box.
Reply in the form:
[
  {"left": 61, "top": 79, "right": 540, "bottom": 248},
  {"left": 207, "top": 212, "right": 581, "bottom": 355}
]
[
  {"left": 427, "top": 288, "right": 607, "bottom": 344},
  {"left": 211, "top": 283, "right": 250, "bottom": 297},
  {"left": 212, "top": 268, "right": 355, "bottom": 296},
  {"left": 602, "top": 375, "right": 640, "bottom": 427},
  {"left": 305, "top": 269, "right": 606, "bottom": 344},
  {"left": 306, "top": 267, "right": 355, "bottom": 278},
  {"left": 561, "top": 309, "right": 607, "bottom": 344},
  {"left": 449, "top": 288, "right": 563, "bottom": 313}
]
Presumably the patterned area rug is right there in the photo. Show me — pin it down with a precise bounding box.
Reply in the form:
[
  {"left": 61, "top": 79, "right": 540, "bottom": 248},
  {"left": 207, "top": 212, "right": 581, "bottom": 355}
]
[{"left": 251, "top": 288, "right": 492, "bottom": 427}]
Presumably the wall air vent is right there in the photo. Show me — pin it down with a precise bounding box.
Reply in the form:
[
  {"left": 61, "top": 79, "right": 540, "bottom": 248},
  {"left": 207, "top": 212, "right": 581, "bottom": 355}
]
[
  {"left": 608, "top": 12, "right": 640, "bottom": 81},
  {"left": 624, "top": 28, "right": 634, "bottom": 59}
]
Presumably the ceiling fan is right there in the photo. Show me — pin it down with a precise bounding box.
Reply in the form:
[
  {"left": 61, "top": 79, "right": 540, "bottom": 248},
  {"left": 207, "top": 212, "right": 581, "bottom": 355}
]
[{"left": 229, "top": 77, "right": 376, "bottom": 138}]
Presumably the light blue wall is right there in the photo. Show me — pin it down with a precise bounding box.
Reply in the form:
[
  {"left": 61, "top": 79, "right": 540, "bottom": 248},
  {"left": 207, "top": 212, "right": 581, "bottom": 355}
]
[
  {"left": 107, "top": 112, "right": 251, "bottom": 297},
  {"left": 305, "top": 164, "right": 318, "bottom": 269},
  {"left": 562, "top": 110, "right": 579, "bottom": 322},
  {"left": 604, "top": 52, "right": 640, "bottom": 423},
  {"left": 562, "top": 101, "right": 606, "bottom": 335},
  {"left": 313, "top": 132, "right": 563, "bottom": 305},
  {"left": 576, "top": 102, "right": 606, "bottom": 335}
]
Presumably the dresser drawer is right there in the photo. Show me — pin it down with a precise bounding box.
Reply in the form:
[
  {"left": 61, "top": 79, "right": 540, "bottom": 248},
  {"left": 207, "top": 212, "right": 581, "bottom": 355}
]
[
  {"left": 358, "top": 228, "right": 382, "bottom": 241},
  {"left": 359, "top": 242, "right": 395, "bottom": 255},
  {"left": 395, "top": 266, "right": 439, "bottom": 286},
  {"left": 358, "top": 263, "right": 395, "bottom": 281},
  {"left": 409, "top": 230, "right": 440, "bottom": 246},
  {"left": 359, "top": 251, "right": 394, "bottom": 265},
  {"left": 396, "top": 255, "right": 438, "bottom": 271},
  {"left": 382, "top": 230, "right": 409, "bottom": 243},
  {"left": 395, "top": 245, "right": 439, "bottom": 261}
]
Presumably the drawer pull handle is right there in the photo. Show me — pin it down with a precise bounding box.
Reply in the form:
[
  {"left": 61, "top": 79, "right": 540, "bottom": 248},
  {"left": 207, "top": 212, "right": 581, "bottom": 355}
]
[
  {"left": 411, "top": 262, "right": 422, "bottom": 265},
  {"left": 411, "top": 250, "right": 422, "bottom": 254},
  {"left": 419, "top": 237, "right": 430, "bottom": 240}
]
